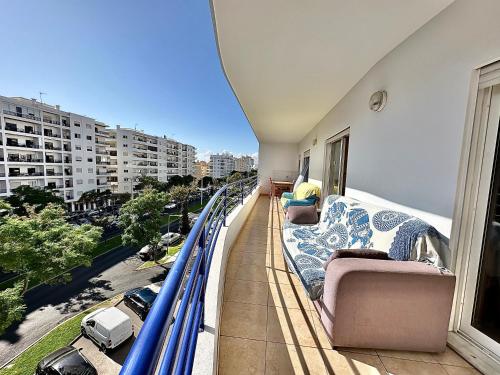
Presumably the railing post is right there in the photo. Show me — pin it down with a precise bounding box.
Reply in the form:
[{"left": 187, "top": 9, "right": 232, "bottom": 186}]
[
  {"left": 198, "top": 228, "right": 206, "bottom": 332},
  {"left": 240, "top": 180, "right": 244, "bottom": 205},
  {"left": 223, "top": 187, "right": 227, "bottom": 226}
]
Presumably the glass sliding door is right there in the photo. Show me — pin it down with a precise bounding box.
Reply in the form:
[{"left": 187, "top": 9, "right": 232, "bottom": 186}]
[
  {"left": 322, "top": 129, "right": 349, "bottom": 198},
  {"left": 459, "top": 76, "right": 500, "bottom": 358}
]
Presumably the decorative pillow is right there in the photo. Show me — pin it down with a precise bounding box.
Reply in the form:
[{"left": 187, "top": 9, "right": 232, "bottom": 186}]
[
  {"left": 323, "top": 249, "right": 391, "bottom": 270},
  {"left": 286, "top": 205, "right": 318, "bottom": 225},
  {"left": 295, "top": 182, "right": 321, "bottom": 200}
]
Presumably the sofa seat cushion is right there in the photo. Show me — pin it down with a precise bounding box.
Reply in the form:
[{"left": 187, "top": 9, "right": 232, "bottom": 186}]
[{"left": 282, "top": 195, "right": 451, "bottom": 300}]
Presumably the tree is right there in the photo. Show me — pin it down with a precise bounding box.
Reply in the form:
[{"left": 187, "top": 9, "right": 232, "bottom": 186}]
[
  {"left": 135, "top": 176, "right": 167, "bottom": 192},
  {"left": 228, "top": 172, "right": 244, "bottom": 183},
  {"left": 0, "top": 204, "right": 102, "bottom": 333},
  {"left": 166, "top": 175, "right": 195, "bottom": 189},
  {"left": 119, "top": 189, "right": 170, "bottom": 262},
  {"left": 6, "top": 185, "right": 64, "bottom": 216},
  {"left": 169, "top": 184, "right": 196, "bottom": 235},
  {"left": 198, "top": 176, "right": 213, "bottom": 188}
]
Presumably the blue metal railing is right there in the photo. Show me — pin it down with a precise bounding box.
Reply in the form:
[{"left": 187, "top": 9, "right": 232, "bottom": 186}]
[{"left": 120, "top": 176, "right": 258, "bottom": 375}]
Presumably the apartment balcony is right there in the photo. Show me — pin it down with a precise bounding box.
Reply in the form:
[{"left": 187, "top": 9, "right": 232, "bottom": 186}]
[
  {"left": 4, "top": 125, "right": 42, "bottom": 136},
  {"left": 46, "top": 171, "right": 64, "bottom": 176},
  {"left": 44, "top": 144, "right": 62, "bottom": 151},
  {"left": 9, "top": 172, "right": 44, "bottom": 177},
  {"left": 45, "top": 158, "right": 63, "bottom": 164},
  {"left": 96, "top": 149, "right": 109, "bottom": 155},
  {"left": 43, "top": 118, "right": 61, "bottom": 126},
  {"left": 5, "top": 141, "right": 40, "bottom": 149},
  {"left": 43, "top": 130, "right": 62, "bottom": 138},
  {"left": 3, "top": 109, "right": 41, "bottom": 122},
  {"left": 7, "top": 155, "right": 43, "bottom": 163},
  {"left": 0, "top": 188, "right": 6, "bottom": 194}
]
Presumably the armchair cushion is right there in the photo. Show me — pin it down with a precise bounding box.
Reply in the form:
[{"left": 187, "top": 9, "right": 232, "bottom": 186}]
[{"left": 286, "top": 205, "right": 318, "bottom": 225}]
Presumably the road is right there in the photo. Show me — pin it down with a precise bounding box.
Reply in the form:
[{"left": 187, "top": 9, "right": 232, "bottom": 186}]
[{"left": 0, "top": 244, "right": 169, "bottom": 367}]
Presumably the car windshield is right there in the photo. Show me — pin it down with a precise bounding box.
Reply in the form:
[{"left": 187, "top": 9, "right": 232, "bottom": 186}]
[
  {"left": 53, "top": 351, "right": 92, "bottom": 375},
  {"left": 136, "top": 288, "right": 157, "bottom": 305}
]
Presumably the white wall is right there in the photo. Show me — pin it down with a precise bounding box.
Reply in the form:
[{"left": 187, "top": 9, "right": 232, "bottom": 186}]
[
  {"left": 298, "top": 0, "right": 500, "bottom": 237},
  {"left": 258, "top": 142, "right": 299, "bottom": 193}
]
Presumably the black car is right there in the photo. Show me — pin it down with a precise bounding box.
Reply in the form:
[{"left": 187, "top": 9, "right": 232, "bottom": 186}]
[
  {"left": 124, "top": 287, "right": 158, "bottom": 320},
  {"left": 36, "top": 346, "right": 97, "bottom": 375}
]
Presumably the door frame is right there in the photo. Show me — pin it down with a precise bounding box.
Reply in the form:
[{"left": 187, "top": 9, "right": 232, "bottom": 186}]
[
  {"left": 321, "top": 127, "right": 349, "bottom": 203},
  {"left": 449, "top": 61, "right": 500, "bottom": 372}
]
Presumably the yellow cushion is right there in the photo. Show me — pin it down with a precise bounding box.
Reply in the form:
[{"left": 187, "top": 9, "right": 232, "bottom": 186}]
[{"left": 295, "top": 182, "right": 321, "bottom": 200}]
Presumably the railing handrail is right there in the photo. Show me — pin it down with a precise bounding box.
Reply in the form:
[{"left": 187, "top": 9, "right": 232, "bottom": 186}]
[{"left": 120, "top": 176, "right": 258, "bottom": 375}]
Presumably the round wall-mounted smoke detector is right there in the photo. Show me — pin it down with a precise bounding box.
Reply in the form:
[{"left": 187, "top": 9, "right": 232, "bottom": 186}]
[{"left": 369, "top": 90, "right": 387, "bottom": 112}]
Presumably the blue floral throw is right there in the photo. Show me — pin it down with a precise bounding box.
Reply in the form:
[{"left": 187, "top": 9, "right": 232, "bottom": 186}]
[{"left": 282, "top": 195, "right": 450, "bottom": 300}]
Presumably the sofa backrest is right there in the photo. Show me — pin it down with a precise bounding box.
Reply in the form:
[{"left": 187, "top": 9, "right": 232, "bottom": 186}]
[{"left": 319, "top": 195, "right": 451, "bottom": 267}]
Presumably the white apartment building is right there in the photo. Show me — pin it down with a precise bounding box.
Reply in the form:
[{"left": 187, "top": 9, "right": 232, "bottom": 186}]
[
  {"left": 0, "top": 96, "right": 195, "bottom": 206},
  {"left": 234, "top": 155, "right": 254, "bottom": 173},
  {"left": 110, "top": 125, "right": 196, "bottom": 194},
  {"left": 209, "top": 153, "right": 235, "bottom": 178},
  {"left": 0, "top": 96, "right": 112, "bottom": 207}
]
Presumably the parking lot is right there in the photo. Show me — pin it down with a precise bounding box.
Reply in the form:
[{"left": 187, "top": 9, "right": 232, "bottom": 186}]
[{"left": 73, "top": 283, "right": 161, "bottom": 374}]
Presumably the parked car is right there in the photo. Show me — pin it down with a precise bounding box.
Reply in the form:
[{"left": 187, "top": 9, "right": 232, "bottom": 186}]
[
  {"left": 164, "top": 202, "right": 177, "bottom": 210},
  {"left": 138, "top": 244, "right": 166, "bottom": 261},
  {"left": 160, "top": 232, "right": 182, "bottom": 246},
  {"left": 124, "top": 287, "right": 158, "bottom": 320},
  {"left": 81, "top": 307, "right": 133, "bottom": 352},
  {"left": 36, "top": 346, "right": 97, "bottom": 375}
]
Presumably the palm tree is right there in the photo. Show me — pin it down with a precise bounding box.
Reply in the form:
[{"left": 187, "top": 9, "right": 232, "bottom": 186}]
[{"left": 169, "top": 184, "right": 196, "bottom": 234}]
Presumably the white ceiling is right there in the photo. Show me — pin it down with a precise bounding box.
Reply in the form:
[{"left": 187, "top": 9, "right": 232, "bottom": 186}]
[{"left": 211, "top": 0, "right": 454, "bottom": 143}]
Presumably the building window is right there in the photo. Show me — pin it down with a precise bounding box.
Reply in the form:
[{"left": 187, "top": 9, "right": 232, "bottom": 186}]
[
  {"left": 124, "top": 177, "right": 129, "bottom": 182},
  {"left": 124, "top": 169, "right": 128, "bottom": 173},
  {"left": 124, "top": 161, "right": 128, "bottom": 165},
  {"left": 75, "top": 145, "right": 82, "bottom": 150},
  {"left": 74, "top": 133, "right": 81, "bottom": 139},
  {"left": 322, "top": 129, "right": 349, "bottom": 197},
  {"left": 74, "top": 122, "right": 80, "bottom": 127},
  {"left": 123, "top": 135, "right": 128, "bottom": 139},
  {"left": 76, "top": 156, "right": 82, "bottom": 162},
  {"left": 123, "top": 152, "right": 128, "bottom": 156},
  {"left": 88, "top": 168, "right": 93, "bottom": 173},
  {"left": 86, "top": 135, "right": 92, "bottom": 141},
  {"left": 87, "top": 146, "right": 92, "bottom": 151},
  {"left": 77, "top": 179, "right": 83, "bottom": 184},
  {"left": 123, "top": 144, "right": 128, "bottom": 147},
  {"left": 87, "top": 158, "right": 93, "bottom": 162}
]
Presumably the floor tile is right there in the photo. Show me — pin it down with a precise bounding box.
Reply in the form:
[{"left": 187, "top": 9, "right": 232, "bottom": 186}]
[
  {"left": 267, "top": 268, "right": 301, "bottom": 286},
  {"left": 220, "top": 301, "right": 267, "bottom": 341},
  {"left": 441, "top": 365, "right": 482, "bottom": 375},
  {"left": 265, "top": 342, "right": 328, "bottom": 375},
  {"left": 267, "top": 281, "right": 312, "bottom": 311},
  {"left": 431, "top": 347, "right": 473, "bottom": 367},
  {"left": 224, "top": 279, "right": 269, "bottom": 306},
  {"left": 266, "top": 305, "right": 320, "bottom": 348},
  {"left": 226, "top": 263, "right": 269, "bottom": 283},
  {"left": 323, "top": 350, "right": 387, "bottom": 375},
  {"left": 380, "top": 356, "right": 448, "bottom": 375},
  {"left": 219, "top": 336, "right": 266, "bottom": 375}
]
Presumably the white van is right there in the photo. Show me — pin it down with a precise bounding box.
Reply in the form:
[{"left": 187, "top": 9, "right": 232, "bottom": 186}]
[{"left": 81, "top": 307, "right": 133, "bottom": 352}]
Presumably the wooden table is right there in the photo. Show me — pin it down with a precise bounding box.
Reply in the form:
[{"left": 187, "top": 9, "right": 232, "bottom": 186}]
[{"left": 271, "top": 181, "right": 294, "bottom": 197}]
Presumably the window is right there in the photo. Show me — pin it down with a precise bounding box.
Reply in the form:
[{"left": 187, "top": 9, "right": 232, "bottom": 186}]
[
  {"left": 123, "top": 144, "right": 128, "bottom": 147},
  {"left": 124, "top": 177, "right": 129, "bottom": 182},
  {"left": 87, "top": 146, "right": 92, "bottom": 151},
  {"left": 87, "top": 158, "right": 93, "bottom": 162},
  {"left": 74, "top": 122, "right": 80, "bottom": 127},
  {"left": 322, "top": 129, "right": 349, "bottom": 198},
  {"left": 74, "top": 133, "right": 81, "bottom": 139},
  {"left": 76, "top": 156, "right": 82, "bottom": 162},
  {"left": 75, "top": 145, "right": 82, "bottom": 150},
  {"left": 88, "top": 168, "right": 93, "bottom": 173},
  {"left": 76, "top": 168, "right": 82, "bottom": 173},
  {"left": 124, "top": 169, "right": 128, "bottom": 173},
  {"left": 123, "top": 135, "right": 128, "bottom": 139},
  {"left": 77, "top": 179, "right": 83, "bottom": 185},
  {"left": 86, "top": 135, "right": 92, "bottom": 141},
  {"left": 123, "top": 152, "right": 128, "bottom": 156},
  {"left": 124, "top": 161, "right": 128, "bottom": 165}
]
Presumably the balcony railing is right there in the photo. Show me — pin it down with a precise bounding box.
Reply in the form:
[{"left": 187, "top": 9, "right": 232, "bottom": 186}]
[
  {"left": 3, "top": 110, "right": 41, "bottom": 121},
  {"left": 9, "top": 172, "right": 44, "bottom": 177},
  {"left": 120, "top": 176, "right": 258, "bottom": 375},
  {"left": 8, "top": 156, "right": 43, "bottom": 163},
  {"left": 4, "top": 126, "right": 42, "bottom": 135},
  {"left": 43, "top": 118, "right": 61, "bottom": 125}
]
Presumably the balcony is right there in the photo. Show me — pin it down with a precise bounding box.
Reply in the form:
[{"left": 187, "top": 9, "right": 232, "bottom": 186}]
[
  {"left": 44, "top": 131, "right": 62, "bottom": 138},
  {"left": 3, "top": 110, "right": 41, "bottom": 121},
  {"left": 9, "top": 172, "right": 44, "bottom": 177},
  {"left": 43, "top": 118, "right": 61, "bottom": 125},
  {"left": 4, "top": 125, "right": 42, "bottom": 135},
  {"left": 5, "top": 141, "right": 40, "bottom": 149},
  {"left": 7, "top": 155, "right": 43, "bottom": 163}
]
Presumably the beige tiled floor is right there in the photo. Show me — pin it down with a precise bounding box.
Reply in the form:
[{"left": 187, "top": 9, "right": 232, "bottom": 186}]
[{"left": 218, "top": 196, "right": 479, "bottom": 374}]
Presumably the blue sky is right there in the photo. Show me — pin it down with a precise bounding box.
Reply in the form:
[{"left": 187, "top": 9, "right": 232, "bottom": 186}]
[{"left": 0, "top": 0, "right": 257, "bottom": 161}]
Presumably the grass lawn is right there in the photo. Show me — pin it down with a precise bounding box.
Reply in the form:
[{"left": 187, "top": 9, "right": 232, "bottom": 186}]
[
  {"left": 136, "top": 240, "right": 184, "bottom": 270},
  {"left": 0, "top": 295, "right": 121, "bottom": 375}
]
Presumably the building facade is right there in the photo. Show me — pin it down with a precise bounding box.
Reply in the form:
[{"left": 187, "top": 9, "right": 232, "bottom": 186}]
[
  {"left": 194, "top": 160, "right": 209, "bottom": 179},
  {"left": 110, "top": 125, "right": 196, "bottom": 194},
  {"left": 234, "top": 155, "right": 254, "bottom": 173},
  {"left": 0, "top": 96, "right": 196, "bottom": 205},
  {"left": 209, "top": 153, "right": 235, "bottom": 179}
]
